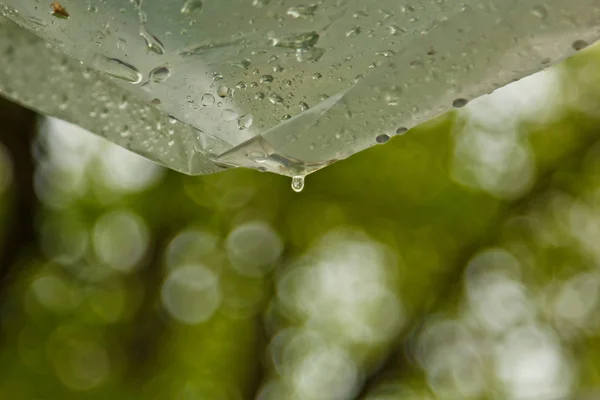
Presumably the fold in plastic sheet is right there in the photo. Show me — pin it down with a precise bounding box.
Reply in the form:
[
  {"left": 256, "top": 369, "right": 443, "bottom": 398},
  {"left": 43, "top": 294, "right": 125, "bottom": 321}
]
[{"left": 0, "top": 0, "right": 599, "bottom": 176}]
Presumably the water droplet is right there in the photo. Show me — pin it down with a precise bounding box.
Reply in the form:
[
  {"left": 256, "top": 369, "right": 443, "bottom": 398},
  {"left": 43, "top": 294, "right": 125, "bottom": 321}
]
[
  {"left": 237, "top": 114, "right": 253, "bottom": 130},
  {"left": 291, "top": 176, "right": 305, "bottom": 192},
  {"left": 388, "top": 24, "right": 406, "bottom": 35},
  {"left": 231, "top": 59, "right": 252, "bottom": 69},
  {"left": 181, "top": 0, "right": 203, "bottom": 15},
  {"left": 376, "top": 50, "right": 395, "bottom": 57},
  {"left": 299, "top": 101, "right": 309, "bottom": 111},
  {"left": 268, "top": 94, "right": 284, "bottom": 105},
  {"left": 223, "top": 109, "right": 239, "bottom": 122},
  {"left": 376, "top": 134, "right": 390, "bottom": 144},
  {"left": 255, "top": 92, "right": 265, "bottom": 100},
  {"left": 252, "top": 0, "right": 270, "bottom": 7},
  {"left": 296, "top": 47, "right": 325, "bottom": 63},
  {"left": 201, "top": 93, "right": 215, "bottom": 106},
  {"left": 149, "top": 65, "right": 171, "bottom": 83},
  {"left": 236, "top": 81, "right": 248, "bottom": 90},
  {"left": 312, "top": 72, "right": 322, "bottom": 80},
  {"left": 273, "top": 65, "right": 284, "bottom": 73},
  {"left": 260, "top": 74, "right": 274, "bottom": 83},
  {"left": 140, "top": 26, "right": 165, "bottom": 55},
  {"left": 287, "top": 4, "right": 318, "bottom": 19},
  {"left": 92, "top": 55, "right": 142, "bottom": 83},
  {"left": 531, "top": 5, "right": 548, "bottom": 20},
  {"left": 395, "top": 127, "right": 408, "bottom": 135},
  {"left": 572, "top": 40, "right": 589, "bottom": 51},
  {"left": 249, "top": 151, "right": 266, "bottom": 161},
  {"left": 452, "top": 98, "right": 468, "bottom": 108},
  {"left": 217, "top": 86, "right": 229, "bottom": 98},
  {"left": 384, "top": 89, "right": 402, "bottom": 106},
  {"left": 151, "top": 98, "right": 161, "bottom": 105},
  {"left": 346, "top": 27, "right": 362, "bottom": 37},
  {"left": 271, "top": 31, "right": 319, "bottom": 50},
  {"left": 281, "top": 114, "right": 292, "bottom": 120}
]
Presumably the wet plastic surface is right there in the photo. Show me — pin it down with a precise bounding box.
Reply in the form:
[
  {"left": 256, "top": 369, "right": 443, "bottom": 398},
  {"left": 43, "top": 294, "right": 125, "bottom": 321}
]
[{"left": 0, "top": 0, "right": 599, "bottom": 177}]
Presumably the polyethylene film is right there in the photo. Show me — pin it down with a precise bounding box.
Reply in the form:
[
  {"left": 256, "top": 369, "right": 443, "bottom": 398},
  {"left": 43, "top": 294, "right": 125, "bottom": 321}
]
[{"left": 0, "top": 0, "right": 599, "bottom": 176}]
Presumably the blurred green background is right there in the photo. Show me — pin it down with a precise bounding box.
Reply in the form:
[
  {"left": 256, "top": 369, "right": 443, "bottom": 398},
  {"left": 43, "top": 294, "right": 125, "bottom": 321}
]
[{"left": 1, "top": 43, "right": 600, "bottom": 400}]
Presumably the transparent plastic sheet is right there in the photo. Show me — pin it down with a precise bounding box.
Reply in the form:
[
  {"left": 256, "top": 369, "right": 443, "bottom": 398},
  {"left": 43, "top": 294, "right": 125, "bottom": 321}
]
[{"left": 0, "top": 0, "right": 599, "bottom": 177}]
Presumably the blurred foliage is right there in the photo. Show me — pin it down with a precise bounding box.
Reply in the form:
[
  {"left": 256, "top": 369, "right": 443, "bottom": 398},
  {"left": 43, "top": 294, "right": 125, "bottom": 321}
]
[{"left": 1, "top": 44, "right": 600, "bottom": 400}]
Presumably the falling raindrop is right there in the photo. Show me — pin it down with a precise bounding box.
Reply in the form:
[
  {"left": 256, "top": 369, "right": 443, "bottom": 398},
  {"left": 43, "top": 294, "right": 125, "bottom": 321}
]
[
  {"left": 291, "top": 176, "right": 305, "bottom": 192},
  {"left": 92, "top": 55, "right": 142, "bottom": 83}
]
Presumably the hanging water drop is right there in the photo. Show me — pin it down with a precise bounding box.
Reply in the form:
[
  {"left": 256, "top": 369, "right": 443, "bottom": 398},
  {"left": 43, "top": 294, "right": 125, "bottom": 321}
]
[{"left": 291, "top": 176, "right": 305, "bottom": 193}]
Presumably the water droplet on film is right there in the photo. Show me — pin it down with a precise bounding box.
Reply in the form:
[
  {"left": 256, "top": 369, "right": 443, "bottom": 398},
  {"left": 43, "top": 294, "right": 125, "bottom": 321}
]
[{"left": 92, "top": 55, "right": 142, "bottom": 83}]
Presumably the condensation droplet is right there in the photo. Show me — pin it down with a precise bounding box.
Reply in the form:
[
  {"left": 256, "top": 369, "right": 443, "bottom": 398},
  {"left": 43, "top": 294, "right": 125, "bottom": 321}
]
[
  {"left": 92, "top": 55, "right": 142, "bottom": 83},
  {"left": 260, "top": 74, "right": 274, "bottom": 84},
  {"left": 291, "top": 176, "right": 305, "bottom": 192},
  {"left": 149, "top": 65, "right": 171, "bottom": 83}
]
